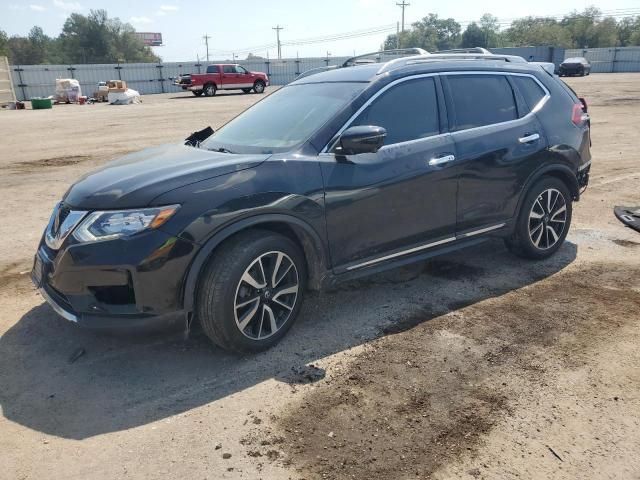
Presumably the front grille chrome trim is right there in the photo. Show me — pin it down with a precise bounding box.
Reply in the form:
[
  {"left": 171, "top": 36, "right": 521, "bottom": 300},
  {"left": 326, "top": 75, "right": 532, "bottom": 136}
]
[{"left": 44, "top": 203, "right": 87, "bottom": 250}]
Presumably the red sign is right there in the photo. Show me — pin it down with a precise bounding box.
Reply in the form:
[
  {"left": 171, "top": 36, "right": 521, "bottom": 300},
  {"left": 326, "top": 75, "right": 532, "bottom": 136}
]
[{"left": 134, "top": 32, "right": 163, "bottom": 47}]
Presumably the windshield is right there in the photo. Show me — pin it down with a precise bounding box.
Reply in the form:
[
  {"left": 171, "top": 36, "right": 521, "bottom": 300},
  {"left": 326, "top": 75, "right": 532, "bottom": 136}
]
[
  {"left": 564, "top": 57, "right": 585, "bottom": 63},
  {"left": 202, "top": 82, "right": 366, "bottom": 154}
]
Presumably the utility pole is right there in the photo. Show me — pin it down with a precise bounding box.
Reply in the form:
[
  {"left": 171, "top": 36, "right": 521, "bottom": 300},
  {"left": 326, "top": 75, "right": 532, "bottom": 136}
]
[
  {"left": 203, "top": 34, "right": 211, "bottom": 62},
  {"left": 272, "top": 25, "right": 284, "bottom": 59},
  {"left": 396, "top": 1, "right": 409, "bottom": 33}
]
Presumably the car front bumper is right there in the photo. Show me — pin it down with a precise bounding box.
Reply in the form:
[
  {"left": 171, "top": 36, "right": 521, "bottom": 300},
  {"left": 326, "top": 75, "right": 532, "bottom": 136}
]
[{"left": 32, "top": 228, "right": 197, "bottom": 333}]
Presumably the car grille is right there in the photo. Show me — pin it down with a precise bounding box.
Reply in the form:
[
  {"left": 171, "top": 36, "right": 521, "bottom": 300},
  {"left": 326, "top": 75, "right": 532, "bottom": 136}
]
[{"left": 45, "top": 203, "right": 87, "bottom": 250}]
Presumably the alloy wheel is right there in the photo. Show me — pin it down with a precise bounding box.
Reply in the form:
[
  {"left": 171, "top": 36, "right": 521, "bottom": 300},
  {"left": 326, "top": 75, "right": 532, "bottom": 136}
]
[
  {"left": 233, "top": 251, "right": 299, "bottom": 340},
  {"left": 528, "top": 188, "right": 567, "bottom": 250}
]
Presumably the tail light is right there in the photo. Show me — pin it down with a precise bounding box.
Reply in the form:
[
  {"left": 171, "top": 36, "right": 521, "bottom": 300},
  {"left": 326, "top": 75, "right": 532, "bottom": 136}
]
[{"left": 571, "top": 103, "right": 588, "bottom": 126}]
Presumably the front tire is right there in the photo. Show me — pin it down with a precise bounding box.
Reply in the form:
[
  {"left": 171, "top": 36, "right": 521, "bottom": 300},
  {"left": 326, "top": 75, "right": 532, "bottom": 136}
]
[
  {"left": 253, "top": 80, "right": 266, "bottom": 94},
  {"left": 196, "top": 230, "right": 306, "bottom": 353},
  {"left": 505, "top": 177, "right": 572, "bottom": 259},
  {"left": 203, "top": 83, "right": 216, "bottom": 97}
]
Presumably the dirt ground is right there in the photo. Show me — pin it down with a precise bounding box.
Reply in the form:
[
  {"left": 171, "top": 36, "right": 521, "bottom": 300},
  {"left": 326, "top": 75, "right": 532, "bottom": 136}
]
[{"left": 1, "top": 75, "right": 639, "bottom": 480}]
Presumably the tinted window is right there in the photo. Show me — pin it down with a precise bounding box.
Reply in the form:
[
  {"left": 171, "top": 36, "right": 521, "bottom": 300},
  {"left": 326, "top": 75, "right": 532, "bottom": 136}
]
[
  {"left": 351, "top": 77, "right": 439, "bottom": 145},
  {"left": 447, "top": 75, "right": 517, "bottom": 130},
  {"left": 223, "top": 65, "right": 235, "bottom": 73},
  {"left": 236, "top": 66, "right": 248, "bottom": 74},
  {"left": 512, "top": 76, "right": 546, "bottom": 113},
  {"left": 206, "top": 65, "right": 219, "bottom": 73}
]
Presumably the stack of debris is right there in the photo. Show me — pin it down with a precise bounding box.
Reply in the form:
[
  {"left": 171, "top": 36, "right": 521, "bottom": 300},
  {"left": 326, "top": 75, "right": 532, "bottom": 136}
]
[
  {"left": 55, "top": 78, "right": 82, "bottom": 103},
  {"left": 106, "top": 80, "right": 141, "bottom": 105}
]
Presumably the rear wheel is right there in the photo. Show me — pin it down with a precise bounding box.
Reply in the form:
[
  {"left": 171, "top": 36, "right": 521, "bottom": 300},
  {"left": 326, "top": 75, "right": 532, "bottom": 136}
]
[
  {"left": 505, "top": 177, "right": 572, "bottom": 260},
  {"left": 196, "top": 230, "right": 306, "bottom": 353},
  {"left": 253, "top": 80, "right": 266, "bottom": 94},
  {"left": 192, "top": 90, "right": 203, "bottom": 96},
  {"left": 203, "top": 83, "right": 216, "bottom": 97}
]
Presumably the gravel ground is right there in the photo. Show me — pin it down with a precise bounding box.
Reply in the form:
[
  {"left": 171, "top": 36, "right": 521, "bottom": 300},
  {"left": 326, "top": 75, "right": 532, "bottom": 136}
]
[{"left": 1, "top": 75, "right": 639, "bottom": 480}]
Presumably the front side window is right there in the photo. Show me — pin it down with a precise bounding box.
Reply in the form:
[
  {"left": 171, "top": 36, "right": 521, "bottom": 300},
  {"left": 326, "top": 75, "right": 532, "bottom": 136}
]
[
  {"left": 235, "top": 66, "right": 248, "bottom": 74},
  {"left": 202, "top": 82, "right": 366, "bottom": 154},
  {"left": 350, "top": 77, "right": 440, "bottom": 145},
  {"left": 446, "top": 75, "right": 517, "bottom": 130}
]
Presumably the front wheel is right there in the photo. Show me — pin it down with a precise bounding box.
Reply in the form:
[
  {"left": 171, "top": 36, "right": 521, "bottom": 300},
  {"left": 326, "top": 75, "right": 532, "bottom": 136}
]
[
  {"left": 196, "top": 230, "right": 306, "bottom": 353},
  {"left": 505, "top": 177, "right": 572, "bottom": 259},
  {"left": 253, "top": 80, "right": 266, "bottom": 94},
  {"left": 203, "top": 83, "right": 216, "bottom": 97},
  {"left": 242, "top": 88, "right": 252, "bottom": 94}
]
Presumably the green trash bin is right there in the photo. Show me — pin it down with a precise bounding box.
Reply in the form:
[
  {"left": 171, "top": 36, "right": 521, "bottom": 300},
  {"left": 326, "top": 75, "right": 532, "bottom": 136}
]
[{"left": 31, "top": 98, "right": 53, "bottom": 110}]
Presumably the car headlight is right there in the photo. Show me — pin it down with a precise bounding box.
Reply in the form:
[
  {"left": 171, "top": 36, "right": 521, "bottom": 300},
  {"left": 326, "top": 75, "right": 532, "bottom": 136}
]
[{"left": 73, "top": 205, "right": 180, "bottom": 242}]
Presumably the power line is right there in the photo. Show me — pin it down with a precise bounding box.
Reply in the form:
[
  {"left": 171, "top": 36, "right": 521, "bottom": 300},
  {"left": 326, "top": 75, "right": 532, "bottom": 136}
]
[{"left": 206, "top": 9, "right": 640, "bottom": 58}]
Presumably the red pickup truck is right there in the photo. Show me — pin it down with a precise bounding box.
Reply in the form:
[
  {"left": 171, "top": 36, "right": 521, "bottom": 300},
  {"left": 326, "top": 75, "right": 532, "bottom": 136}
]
[{"left": 175, "top": 64, "right": 269, "bottom": 97}]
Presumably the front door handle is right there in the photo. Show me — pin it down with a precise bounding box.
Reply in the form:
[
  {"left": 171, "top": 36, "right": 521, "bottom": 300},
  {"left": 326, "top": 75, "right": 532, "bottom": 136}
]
[
  {"left": 428, "top": 154, "right": 455, "bottom": 166},
  {"left": 518, "top": 133, "right": 540, "bottom": 143}
]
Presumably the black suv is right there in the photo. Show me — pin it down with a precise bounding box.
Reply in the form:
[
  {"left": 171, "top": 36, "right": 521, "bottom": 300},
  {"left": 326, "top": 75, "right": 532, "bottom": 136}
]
[{"left": 32, "top": 53, "right": 591, "bottom": 352}]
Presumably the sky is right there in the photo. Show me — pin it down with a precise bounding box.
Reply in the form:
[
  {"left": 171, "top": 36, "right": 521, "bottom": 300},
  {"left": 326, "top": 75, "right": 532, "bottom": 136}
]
[{"left": 1, "top": 0, "right": 640, "bottom": 61}]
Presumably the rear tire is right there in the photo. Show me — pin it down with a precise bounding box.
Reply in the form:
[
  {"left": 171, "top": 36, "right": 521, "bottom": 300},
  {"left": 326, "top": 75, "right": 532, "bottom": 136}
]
[
  {"left": 505, "top": 177, "right": 572, "bottom": 260},
  {"left": 203, "top": 83, "right": 216, "bottom": 97},
  {"left": 196, "top": 230, "right": 307, "bottom": 353},
  {"left": 253, "top": 80, "right": 266, "bottom": 94}
]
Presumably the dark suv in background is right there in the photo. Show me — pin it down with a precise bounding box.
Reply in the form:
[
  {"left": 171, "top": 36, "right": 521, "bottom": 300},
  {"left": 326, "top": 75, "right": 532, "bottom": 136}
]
[
  {"left": 559, "top": 57, "right": 592, "bottom": 76},
  {"left": 32, "top": 52, "right": 591, "bottom": 352}
]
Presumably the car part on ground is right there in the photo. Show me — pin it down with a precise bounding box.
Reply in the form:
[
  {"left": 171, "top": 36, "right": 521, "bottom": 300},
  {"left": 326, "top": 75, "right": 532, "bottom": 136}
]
[{"left": 614, "top": 206, "right": 640, "bottom": 233}]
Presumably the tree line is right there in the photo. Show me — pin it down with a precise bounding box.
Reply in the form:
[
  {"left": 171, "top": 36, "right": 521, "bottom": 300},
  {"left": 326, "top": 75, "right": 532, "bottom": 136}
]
[
  {"left": 384, "top": 8, "right": 640, "bottom": 52},
  {"left": 0, "top": 9, "right": 158, "bottom": 65}
]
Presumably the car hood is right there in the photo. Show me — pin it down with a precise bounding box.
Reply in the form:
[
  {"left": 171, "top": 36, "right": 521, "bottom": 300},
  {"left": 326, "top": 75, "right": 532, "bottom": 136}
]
[{"left": 63, "top": 143, "right": 270, "bottom": 209}]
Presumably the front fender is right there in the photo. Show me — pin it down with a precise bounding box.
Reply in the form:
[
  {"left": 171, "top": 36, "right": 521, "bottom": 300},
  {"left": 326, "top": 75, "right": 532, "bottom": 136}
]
[{"left": 181, "top": 213, "right": 329, "bottom": 313}]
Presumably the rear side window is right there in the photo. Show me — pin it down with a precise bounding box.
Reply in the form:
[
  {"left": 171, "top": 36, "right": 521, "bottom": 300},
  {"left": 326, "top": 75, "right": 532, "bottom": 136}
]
[
  {"left": 512, "top": 76, "right": 546, "bottom": 112},
  {"left": 206, "top": 65, "right": 219, "bottom": 73},
  {"left": 351, "top": 77, "right": 439, "bottom": 145},
  {"left": 446, "top": 75, "right": 517, "bottom": 130}
]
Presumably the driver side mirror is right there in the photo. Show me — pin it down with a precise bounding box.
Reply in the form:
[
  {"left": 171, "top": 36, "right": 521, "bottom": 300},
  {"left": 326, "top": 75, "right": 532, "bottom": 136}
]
[{"left": 336, "top": 125, "right": 387, "bottom": 155}]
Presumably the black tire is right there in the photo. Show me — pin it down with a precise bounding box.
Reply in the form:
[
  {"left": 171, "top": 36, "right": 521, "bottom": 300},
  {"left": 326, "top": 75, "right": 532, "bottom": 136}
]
[
  {"left": 505, "top": 176, "right": 573, "bottom": 260},
  {"left": 192, "top": 90, "right": 203, "bottom": 96},
  {"left": 242, "top": 88, "right": 252, "bottom": 94},
  {"left": 196, "top": 230, "right": 307, "bottom": 353},
  {"left": 253, "top": 80, "right": 266, "bottom": 94},
  {"left": 579, "top": 68, "right": 585, "bottom": 77},
  {"left": 203, "top": 83, "right": 216, "bottom": 97}
]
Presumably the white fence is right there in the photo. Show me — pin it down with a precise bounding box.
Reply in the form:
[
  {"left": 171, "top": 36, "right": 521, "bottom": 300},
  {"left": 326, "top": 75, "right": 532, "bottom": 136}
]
[
  {"left": 564, "top": 47, "right": 640, "bottom": 73},
  {"left": 9, "top": 57, "right": 350, "bottom": 100}
]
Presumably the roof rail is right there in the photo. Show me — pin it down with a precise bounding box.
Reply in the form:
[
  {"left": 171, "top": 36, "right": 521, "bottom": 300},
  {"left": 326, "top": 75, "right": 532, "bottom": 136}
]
[
  {"left": 377, "top": 53, "right": 527, "bottom": 74},
  {"left": 434, "top": 47, "right": 492, "bottom": 54},
  {"left": 341, "top": 48, "right": 428, "bottom": 67}
]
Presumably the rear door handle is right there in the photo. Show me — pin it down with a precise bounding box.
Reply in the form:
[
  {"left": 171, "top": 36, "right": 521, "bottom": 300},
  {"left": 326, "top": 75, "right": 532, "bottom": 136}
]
[
  {"left": 428, "top": 154, "right": 455, "bottom": 166},
  {"left": 518, "top": 133, "right": 540, "bottom": 144}
]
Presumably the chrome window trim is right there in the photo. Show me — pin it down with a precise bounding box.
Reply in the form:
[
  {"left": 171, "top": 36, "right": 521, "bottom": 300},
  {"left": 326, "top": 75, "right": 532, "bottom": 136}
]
[{"left": 321, "top": 70, "right": 550, "bottom": 155}]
